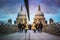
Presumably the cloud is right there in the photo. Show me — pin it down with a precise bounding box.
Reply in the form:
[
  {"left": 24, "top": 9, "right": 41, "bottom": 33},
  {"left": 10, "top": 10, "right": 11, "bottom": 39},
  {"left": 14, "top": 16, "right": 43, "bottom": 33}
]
[
  {"left": 0, "top": 0, "right": 24, "bottom": 7},
  {"left": 0, "top": 0, "right": 60, "bottom": 14},
  {"left": 29, "top": 0, "right": 41, "bottom": 6},
  {"left": 0, "top": 0, "right": 24, "bottom": 14},
  {"left": 41, "top": 0, "right": 60, "bottom": 7},
  {"left": 41, "top": 4, "right": 59, "bottom": 14},
  {"left": 0, "top": 5, "right": 20, "bottom": 14},
  {"left": 29, "top": 0, "right": 60, "bottom": 14},
  {"left": 40, "top": 0, "right": 60, "bottom": 14}
]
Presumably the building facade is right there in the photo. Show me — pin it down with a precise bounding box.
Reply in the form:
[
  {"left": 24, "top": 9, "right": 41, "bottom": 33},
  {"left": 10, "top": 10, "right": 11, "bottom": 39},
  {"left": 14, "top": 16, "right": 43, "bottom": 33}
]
[
  {"left": 34, "top": 5, "right": 45, "bottom": 25},
  {"left": 15, "top": 5, "right": 27, "bottom": 24}
]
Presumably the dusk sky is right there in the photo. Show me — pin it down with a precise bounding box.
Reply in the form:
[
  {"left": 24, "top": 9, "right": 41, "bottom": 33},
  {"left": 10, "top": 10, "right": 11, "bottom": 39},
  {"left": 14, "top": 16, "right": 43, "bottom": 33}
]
[{"left": 0, "top": 0, "right": 60, "bottom": 24}]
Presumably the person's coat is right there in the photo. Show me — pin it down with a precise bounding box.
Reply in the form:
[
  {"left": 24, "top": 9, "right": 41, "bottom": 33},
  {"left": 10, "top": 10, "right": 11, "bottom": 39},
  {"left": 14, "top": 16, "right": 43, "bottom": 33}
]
[
  {"left": 31, "top": 23, "right": 36, "bottom": 30},
  {"left": 38, "top": 23, "right": 43, "bottom": 29},
  {"left": 25, "top": 23, "right": 29, "bottom": 30},
  {"left": 18, "top": 23, "right": 22, "bottom": 29}
]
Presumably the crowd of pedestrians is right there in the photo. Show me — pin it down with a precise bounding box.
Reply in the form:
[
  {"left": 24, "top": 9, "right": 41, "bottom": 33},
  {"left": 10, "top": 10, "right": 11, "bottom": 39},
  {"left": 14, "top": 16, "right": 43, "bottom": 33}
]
[{"left": 18, "top": 21, "right": 43, "bottom": 33}]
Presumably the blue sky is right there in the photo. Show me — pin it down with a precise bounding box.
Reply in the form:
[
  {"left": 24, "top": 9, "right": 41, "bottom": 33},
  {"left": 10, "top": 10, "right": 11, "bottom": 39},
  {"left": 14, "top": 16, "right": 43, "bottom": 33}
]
[{"left": 0, "top": 0, "right": 60, "bottom": 24}]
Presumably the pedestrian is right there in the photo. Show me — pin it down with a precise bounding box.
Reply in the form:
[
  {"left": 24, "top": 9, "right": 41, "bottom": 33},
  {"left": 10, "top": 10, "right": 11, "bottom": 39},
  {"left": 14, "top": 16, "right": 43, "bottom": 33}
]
[
  {"left": 35, "top": 23, "right": 38, "bottom": 30},
  {"left": 22, "top": 23, "right": 25, "bottom": 32},
  {"left": 38, "top": 21, "right": 43, "bottom": 32},
  {"left": 31, "top": 22, "right": 36, "bottom": 33},
  {"left": 18, "top": 22, "right": 22, "bottom": 32},
  {"left": 25, "top": 22, "right": 28, "bottom": 33}
]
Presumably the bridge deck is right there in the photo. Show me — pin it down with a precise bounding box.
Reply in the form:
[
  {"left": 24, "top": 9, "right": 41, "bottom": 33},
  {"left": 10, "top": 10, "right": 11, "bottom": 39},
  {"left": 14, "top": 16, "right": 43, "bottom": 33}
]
[{"left": 0, "top": 30, "right": 60, "bottom": 40}]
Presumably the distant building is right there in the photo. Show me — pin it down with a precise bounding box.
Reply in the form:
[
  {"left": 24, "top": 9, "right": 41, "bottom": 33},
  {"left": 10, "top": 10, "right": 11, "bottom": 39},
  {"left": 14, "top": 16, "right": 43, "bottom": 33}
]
[
  {"left": 16, "top": 5, "right": 27, "bottom": 24},
  {"left": 49, "top": 18, "right": 54, "bottom": 24},
  {"left": 45, "top": 20, "right": 47, "bottom": 24},
  {"left": 34, "top": 5, "right": 45, "bottom": 25},
  {"left": 14, "top": 21, "right": 16, "bottom": 24},
  {"left": 8, "top": 19, "right": 12, "bottom": 24}
]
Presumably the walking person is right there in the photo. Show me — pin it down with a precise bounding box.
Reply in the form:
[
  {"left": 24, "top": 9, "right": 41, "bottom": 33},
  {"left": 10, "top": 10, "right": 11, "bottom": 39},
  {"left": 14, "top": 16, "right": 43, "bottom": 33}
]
[
  {"left": 35, "top": 23, "right": 38, "bottom": 30},
  {"left": 22, "top": 23, "right": 25, "bottom": 32},
  {"left": 25, "top": 22, "right": 29, "bottom": 33},
  {"left": 18, "top": 22, "right": 22, "bottom": 32},
  {"left": 38, "top": 21, "right": 43, "bottom": 32},
  {"left": 31, "top": 22, "right": 36, "bottom": 33}
]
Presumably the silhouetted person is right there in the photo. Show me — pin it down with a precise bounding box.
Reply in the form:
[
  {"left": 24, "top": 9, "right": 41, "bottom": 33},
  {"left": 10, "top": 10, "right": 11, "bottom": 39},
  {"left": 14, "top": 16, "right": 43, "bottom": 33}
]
[
  {"left": 35, "top": 23, "right": 38, "bottom": 30},
  {"left": 28, "top": 24, "right": 31, "bottom": 30},
  {"left": 18, "top": 22, "right": 22, "bottom": 32},
  {"left": 22, "top": 23, "right": 25, "bottom": 32},
  {"left": 38, "top": 22, "right": 43, "bottom": 32},
  {"left": 25, "top": 22, "right": 28, "bottom": 33}
]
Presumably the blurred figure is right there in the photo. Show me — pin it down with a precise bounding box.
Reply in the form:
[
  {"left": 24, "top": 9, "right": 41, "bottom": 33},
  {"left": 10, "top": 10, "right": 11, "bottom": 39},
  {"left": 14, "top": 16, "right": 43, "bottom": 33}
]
[
  {"left": 22, "top": 23, "right": 25, "bottom": 32},
  {"left": 35, "top": 23, "right": 38, "bottom": 30},
  {"left": 38, "top": 21, "right": 43, "bottom": 32},
  {"left": 25, "top": 22, "right": 29, "bottom": 33},
  {"left": 28, "top": 24, "right": 31, "bottom": 30},
  {"left": 18, "top": 22, "right": 22, "bottom": 32},
  {"left": 31, "top": 22, "right": 36, "bottom": 33}
]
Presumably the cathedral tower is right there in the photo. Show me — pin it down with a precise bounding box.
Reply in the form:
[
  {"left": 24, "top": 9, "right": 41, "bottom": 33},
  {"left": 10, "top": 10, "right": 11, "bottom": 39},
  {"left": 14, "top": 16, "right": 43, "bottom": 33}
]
[
  {"left": 34, "top": 5, "right": 45, "bottom": 25},
  {"left": 16, "top": 5, "right": 27, "bottom": 24}
]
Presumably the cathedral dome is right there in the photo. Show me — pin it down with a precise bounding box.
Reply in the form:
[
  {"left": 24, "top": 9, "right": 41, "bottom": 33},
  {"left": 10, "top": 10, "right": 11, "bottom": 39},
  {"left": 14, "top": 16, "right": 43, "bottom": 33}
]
[
  {"left": 17, "top": 11, "right": 26, "bottom": 17},
  {"left": 35, "top": 11, "right": 44, "bottom": 16},
  {"left": 35, "top": 5, "right": 44, "bottom": 16},
  {"left": 17, "top": 5, "right": 26, "bottom": 17}
]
